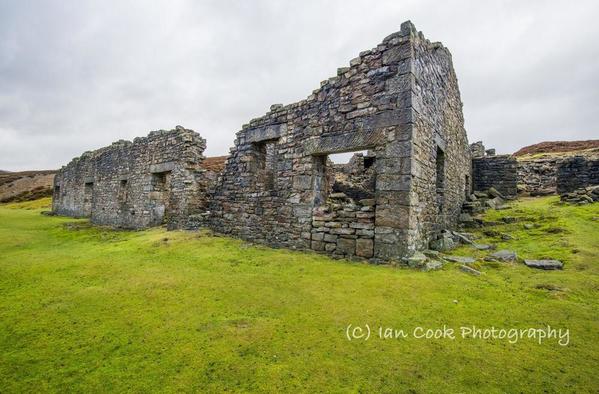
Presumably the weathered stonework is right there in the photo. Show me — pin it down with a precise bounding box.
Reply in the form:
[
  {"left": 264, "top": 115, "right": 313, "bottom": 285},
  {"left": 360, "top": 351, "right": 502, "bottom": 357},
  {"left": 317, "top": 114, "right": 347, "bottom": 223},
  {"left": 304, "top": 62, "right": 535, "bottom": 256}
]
[
  {"left": 472, "top": 155, "right": 518, "bottom": 198},
  {"left": 203, "top": 21, "right": 471, "bottom": 259},
  {"left": 516, "top": 154, "right": 599, "bottom": 196},
  {"left": 556, "top": 156, "right": 599, "bottom": 194},
  {"left": 470, "top": 141, "right": 486, "bottom": 158},
  {"left": 53, "top": 126, "right": 210, "bottom": 229},
  {"left": 517, "top": 158, "right": 560, "bottom": 196},
  {"left": 53, "top": 21, "right": 472, "bottom": 262}
]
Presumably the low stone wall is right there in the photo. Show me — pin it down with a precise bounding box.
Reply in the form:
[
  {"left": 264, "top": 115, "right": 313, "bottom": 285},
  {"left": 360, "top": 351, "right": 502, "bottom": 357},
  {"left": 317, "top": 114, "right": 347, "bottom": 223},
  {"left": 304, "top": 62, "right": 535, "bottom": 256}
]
[
  {"left": 311, "top": 196, "right": 375, "bottom": 259},
  {"left": 472, "top": 155, "right": 518, "bottom": 198},
  {"left": 556, "top": 156, "right": 599, "bottom": 193}
]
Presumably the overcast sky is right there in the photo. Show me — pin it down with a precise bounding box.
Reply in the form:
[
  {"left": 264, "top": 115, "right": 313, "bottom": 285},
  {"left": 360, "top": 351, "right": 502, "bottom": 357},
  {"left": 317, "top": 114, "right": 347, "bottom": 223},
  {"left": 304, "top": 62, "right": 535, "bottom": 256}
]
[{"left": 1, "top": 0, "right": 598, "bottom": 171}]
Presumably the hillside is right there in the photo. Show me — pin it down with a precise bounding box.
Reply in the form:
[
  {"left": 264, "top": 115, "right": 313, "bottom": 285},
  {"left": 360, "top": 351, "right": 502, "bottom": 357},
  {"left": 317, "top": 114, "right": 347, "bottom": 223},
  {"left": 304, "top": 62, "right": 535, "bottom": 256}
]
[
  {"left": 201, "top": 155, "right": 228, "bottom": 172},
  {"left": 0, "top": 170, "right": 56, "bottom": 203},
  {"left": 514, "top": 140, "right": 599, "bottom": 157}
]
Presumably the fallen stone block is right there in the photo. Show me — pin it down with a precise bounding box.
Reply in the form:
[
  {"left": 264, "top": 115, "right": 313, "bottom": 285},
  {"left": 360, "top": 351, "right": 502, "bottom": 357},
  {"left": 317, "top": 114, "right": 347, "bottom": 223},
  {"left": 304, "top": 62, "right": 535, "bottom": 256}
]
[
  {"left": 487, "top": 249, "right": 517, "bottom": 262},
  {"left": 424, "top": 260, "right": 443, "bottom": 271},
  {"left": 472, "top": 243, "right": 493, "bottom": 251},
  {"left": 443, "top": 255, "right": 476, "bottom": 264},
  {"left": 524, "top": 259, "right": 563, "bottom": 270},
  {"left": 407, "top": 251, "right": 427, "bottom": 268},
  {"left": 459, "top": 265, "right": 481, "bottom": 275}
]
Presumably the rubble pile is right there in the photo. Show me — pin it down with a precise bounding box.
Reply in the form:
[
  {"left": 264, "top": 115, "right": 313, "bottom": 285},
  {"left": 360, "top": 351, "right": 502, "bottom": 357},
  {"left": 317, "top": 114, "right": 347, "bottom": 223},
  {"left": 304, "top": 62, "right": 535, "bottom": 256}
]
[{"left": 559, "top": 185, "right": 599, "bottom": 204}]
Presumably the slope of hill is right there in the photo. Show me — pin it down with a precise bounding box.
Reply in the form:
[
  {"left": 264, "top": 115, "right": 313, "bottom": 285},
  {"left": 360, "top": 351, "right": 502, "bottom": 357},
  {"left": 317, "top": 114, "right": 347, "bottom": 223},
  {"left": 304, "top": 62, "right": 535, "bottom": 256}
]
[
  {"left": 513, "top": 140, "right": 599, "bottom": 157},
  {"left": 0, "top": 170, "right": 56, "bottom": 203}
]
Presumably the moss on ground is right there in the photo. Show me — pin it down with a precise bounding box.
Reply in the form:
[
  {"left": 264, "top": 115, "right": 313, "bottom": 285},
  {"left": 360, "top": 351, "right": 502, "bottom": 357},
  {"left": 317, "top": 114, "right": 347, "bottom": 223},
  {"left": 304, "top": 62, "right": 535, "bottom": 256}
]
[{"left": 0, "top": 197, "right": 598, "bottom": 392}]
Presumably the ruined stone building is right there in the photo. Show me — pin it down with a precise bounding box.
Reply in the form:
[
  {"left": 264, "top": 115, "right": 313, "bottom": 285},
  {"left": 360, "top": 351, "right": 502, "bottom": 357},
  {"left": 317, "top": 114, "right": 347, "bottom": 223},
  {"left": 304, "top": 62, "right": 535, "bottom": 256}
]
[
  {"left": 52, "top": 127, "right": 215, "bottom": 229},
  {"left": 53, "top": 21, "right": 473, "bottom": 261},
  {"left": 470, "top": 141, "right": 599, "bottom": 197}
]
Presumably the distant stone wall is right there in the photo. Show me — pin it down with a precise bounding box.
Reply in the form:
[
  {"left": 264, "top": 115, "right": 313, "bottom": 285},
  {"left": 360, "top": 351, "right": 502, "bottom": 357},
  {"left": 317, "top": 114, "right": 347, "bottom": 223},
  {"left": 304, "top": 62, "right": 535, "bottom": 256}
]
[
  {"left": 472, "top": 155, "right": 517, "bottom": 198},
  {"left": 470, "top": 141, "right": 485, "bottom": 158},
  {"left": 53, "top": 127, "right": 209, "bottom": 229},
  {"left": 517, "top": 159, "right": 559, "bottom": 195},
  {"left": 556, "top": 156, "right": 599, "bottom": 193}
]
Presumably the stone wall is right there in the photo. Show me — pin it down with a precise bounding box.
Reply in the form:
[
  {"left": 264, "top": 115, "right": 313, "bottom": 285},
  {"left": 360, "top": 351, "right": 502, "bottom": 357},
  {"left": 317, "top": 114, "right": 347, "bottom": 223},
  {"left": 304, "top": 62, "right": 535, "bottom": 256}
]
[
  {"left": 409, "top": 30, "right": 472, "bottom": 250},
  {"left": 517, "top": 158, "right": 559, "bottom": 195},
  {"left": 53, "top": 22, "right": 471, "bottom": 262},
  {"left": 53, "top": 126, "right": 209, "bottom": 229},
  {"left": 470, "top": 141, "right": 485, "bottom": 158},
  {"left": 472, "top": 155, "right": 518, "bottom": 198},
  {"left": 556, "top": 156, "right": 599, "bottom": 193},
  {"left": 204, "top": 21, "right": 470, "bottom": 260},
  {"left": 311, "top": 195, "right": 375, "bottom": 259}
]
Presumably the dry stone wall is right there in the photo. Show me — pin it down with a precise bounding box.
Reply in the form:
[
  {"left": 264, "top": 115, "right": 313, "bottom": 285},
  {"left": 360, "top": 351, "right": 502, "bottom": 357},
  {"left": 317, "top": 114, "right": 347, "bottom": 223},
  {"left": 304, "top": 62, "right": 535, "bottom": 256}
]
[
  {"left": 556, "top": 156, "right": 599, "bottom": 193},
  {"left": 311, "top": 195, "right": 375, "bottom": 258},
  {"left": 517, "top": 158, "right": 559, "bottom": 195},
  {"left": 53, "top": 127, "right": 209, "bottom": 229},
  {"left": 517, "top": 156, "right": 599, "bottom": 196},
  {"left": 472, "top": 155, "right": 518, "bottom": 198}
]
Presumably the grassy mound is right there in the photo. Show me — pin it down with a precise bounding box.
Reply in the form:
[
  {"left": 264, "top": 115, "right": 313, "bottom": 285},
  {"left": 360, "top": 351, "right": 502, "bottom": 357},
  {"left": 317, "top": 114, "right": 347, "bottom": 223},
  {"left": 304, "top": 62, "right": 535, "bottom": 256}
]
[{"left": 0, "top": 197, "right": 597, "bottom": 392}]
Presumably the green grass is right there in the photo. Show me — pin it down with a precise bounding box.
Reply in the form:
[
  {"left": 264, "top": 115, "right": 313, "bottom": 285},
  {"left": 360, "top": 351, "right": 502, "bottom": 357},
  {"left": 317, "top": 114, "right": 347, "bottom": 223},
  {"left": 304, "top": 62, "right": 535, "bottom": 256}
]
[{"left": 0, "top": 197, "right": 598, "bottom": 393}]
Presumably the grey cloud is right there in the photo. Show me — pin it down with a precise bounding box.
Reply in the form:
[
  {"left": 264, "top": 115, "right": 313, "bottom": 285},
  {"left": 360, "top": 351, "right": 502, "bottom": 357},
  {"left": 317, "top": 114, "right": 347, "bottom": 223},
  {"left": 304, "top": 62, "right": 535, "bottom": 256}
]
[{"left": 1, "top": 0, "right": 598, "bottom": 170}]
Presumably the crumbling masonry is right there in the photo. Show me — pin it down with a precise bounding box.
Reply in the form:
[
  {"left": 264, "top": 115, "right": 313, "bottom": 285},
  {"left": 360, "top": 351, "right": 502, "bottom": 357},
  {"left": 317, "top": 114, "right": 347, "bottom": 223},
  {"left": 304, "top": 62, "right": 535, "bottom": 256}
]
[{"left": 53, "top": 21, "right": 472, "bottom": 261}]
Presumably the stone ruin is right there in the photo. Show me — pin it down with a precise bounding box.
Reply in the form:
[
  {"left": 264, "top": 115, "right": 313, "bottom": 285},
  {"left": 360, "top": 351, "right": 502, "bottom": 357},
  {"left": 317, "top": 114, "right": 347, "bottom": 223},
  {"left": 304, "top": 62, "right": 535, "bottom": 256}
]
[
  {"left": 52, "top": 21, "right": 473, "bottom": 262},
  {"left": 52, "top": 127, "right": 218, "bottom": 229},
  {"left": 470, "top": 141, "right": 599, "bottom": 198}
]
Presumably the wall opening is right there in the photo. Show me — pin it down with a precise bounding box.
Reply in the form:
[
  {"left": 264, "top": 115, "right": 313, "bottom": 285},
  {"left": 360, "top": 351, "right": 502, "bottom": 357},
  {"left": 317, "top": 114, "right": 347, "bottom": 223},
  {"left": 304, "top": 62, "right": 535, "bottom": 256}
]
[
  {"left": 310, "top": 149, "right": 377, "bottom": 258},
  {"left": 326, "top": 151, "right": 376, "bottom": 201},
  {"left": 312, "top": 155, "right": 328, "bottom": 206},
  {"left": 151, "top": 171, "right": 171, "bottom": 224},
  {"left": 253, "top": 139, "right": 278, "bottom": 191},
  {"left": 464, "top": 174, "right": 470, "bottom": 199},
  {"left": 83, "top": 182, "right": 94, "bottom": 217},
  {"left": 436, "top": 146, "right": 445, "bottom": 212},
  {"left": 119, "top": 179, "right": 128, "bottom": 204}
]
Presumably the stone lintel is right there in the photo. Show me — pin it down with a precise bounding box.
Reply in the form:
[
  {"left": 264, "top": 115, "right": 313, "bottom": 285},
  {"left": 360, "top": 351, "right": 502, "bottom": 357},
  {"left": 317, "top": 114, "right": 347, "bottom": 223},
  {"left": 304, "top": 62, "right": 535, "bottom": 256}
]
[
  {"left": 434, "top": 135, "right": 446, "bottom": 151},
  {"left": 305, "top": 129, "right": 385, "bottom": 156},
  {"left": 150, "top": 161, "right": 175, "bottom": 174},
  {"left": 246, "top": 123, "right": 286, "bottom": 143}
]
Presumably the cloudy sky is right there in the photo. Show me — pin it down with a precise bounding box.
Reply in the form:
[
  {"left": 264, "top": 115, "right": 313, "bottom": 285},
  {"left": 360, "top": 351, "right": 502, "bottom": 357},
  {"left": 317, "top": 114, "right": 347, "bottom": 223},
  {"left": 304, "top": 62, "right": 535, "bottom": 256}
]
[{"left": 1, "top": 0, "right": 597, "bottom": 171}]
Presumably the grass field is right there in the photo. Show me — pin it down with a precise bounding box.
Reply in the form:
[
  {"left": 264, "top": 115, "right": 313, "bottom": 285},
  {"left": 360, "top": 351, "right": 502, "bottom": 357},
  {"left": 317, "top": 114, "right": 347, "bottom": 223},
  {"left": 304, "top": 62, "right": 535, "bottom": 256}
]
[{"left": 1, "top": 197, "right": 598, "bottom": 392}]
